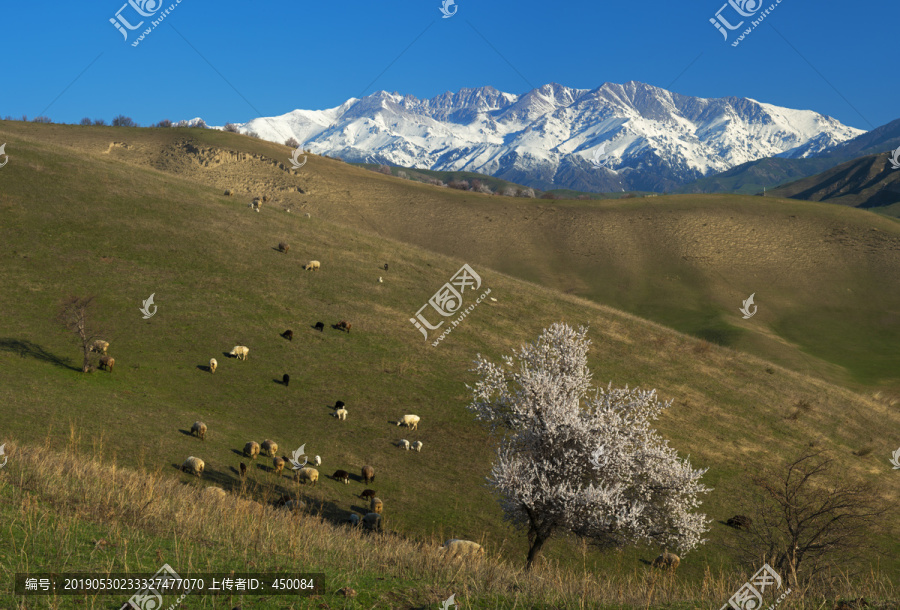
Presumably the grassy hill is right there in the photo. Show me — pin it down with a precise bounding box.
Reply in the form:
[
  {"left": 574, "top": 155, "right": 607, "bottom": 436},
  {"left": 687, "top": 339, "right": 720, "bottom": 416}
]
[{"left": 1, "top": 121, "right": 899, "bottom": 607}]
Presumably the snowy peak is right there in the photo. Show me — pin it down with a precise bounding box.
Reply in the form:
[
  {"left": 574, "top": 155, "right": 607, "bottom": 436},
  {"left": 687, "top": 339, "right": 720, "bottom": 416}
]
[{"left": 219, "top": 81, "right": 864, "bottom": 192}]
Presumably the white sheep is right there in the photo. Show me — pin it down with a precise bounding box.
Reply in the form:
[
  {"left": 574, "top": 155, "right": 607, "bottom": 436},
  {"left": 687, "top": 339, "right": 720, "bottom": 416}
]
[
  {"left": 396, "top": 414, "right": 420, "bottom": 430},
  {"left": 209, "top": 358, "right": 217, "bottom": 373},
  {"left": 181, "top": 456, "right": 205, "bottom": 477},
  {"left": 334, "top": 408, "right": 348, "bottom": 421},
  {"left": 314, "top": 455, "right": 321, "bottom": 466},
  {"left": 229, "top": 345, "right": 249, "bottom": 360},
  {"left": 304, "top": 260, "right": 321, "bottom": 271},
  {"left": 412, "top": 440, "right": 423, "bottom": 452},
  {"left": 443, "top": 539, "right": 484, "bottom": 557},
  {"left": 399, "top": 439, "right": 410, "bottom": 450},
  {"left": 294, "top": 467, "right": 319, "bottom": 485},
  {"left": 190, "top": 421, "right": 207, "bottom": 440},
  {"left": 260, "top": 439, "right": 278, "bottom": 457},
  {"left": 203, "top": 486, "right": 226, "bottom": 498},
  {"left": 90, "top": 340, "right": 109, "bottom": 355}
]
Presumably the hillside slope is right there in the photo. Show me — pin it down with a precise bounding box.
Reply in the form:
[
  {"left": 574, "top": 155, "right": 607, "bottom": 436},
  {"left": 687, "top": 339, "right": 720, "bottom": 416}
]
[{"left": 0, "top": 122, "right": 899, "bottom": 591}]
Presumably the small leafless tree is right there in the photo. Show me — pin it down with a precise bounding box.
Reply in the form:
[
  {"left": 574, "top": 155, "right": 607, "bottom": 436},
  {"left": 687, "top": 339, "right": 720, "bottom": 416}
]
[
  {"left": 155, "top": 119, "right": 173, "bottom": 128},
  {"left": 284, "top": 137, "right": 300, "bottom": 148},
  {"left": 737, "top": 451, "right": 888, "bottom": 587},
  {"left": 112, "top": 115, "right": 136, "bottom": 127},
  {"left": 79, "top": 117, "right": 93, "bottom": 126},
  {"left": 191, "top": 119, "right": 208, "bottom": 129},
  {"left": 377, "top": 164, "right": 392, "bottom": 175},
  {"left": 32, "top": 116, "right": 53, "bottom": 123},
  {"left": 516, "top": 188, "right": 535, "bottom": 198},
  {"left": 223, "top": 123, "right": 240, "bottom": 133},
  {"left": 93, "top": 119, "right": 107, "bottom": 126},
  {"left": 56, "top": 296, "right": 106, "bottom": 373}
]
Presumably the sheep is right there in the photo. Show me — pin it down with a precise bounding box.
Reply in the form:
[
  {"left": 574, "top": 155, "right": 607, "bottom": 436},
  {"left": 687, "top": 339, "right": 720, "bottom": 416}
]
[
  {"left": 275, "top": 495, "right": 306, "bottom": 511},
  {"left": 283, "top": 374, "right": 290, "bottom": 386},
  {"left": 239, "top": 462, "right": 247, "bottom": 478},
  {"left": 315, "top": 322, "right": 325, "bottom": 332},
  {"left": 443, "top": 539, "right": 484, "bottom": 557},
  {"left": 399, "top": 439, "right": 410, "bottom": 450},
  {"left": 304, "top": 260, "right": 321, "bottom": 271},
  {"left": 332, "top": 469, "right": 350, "bottom": 484},
  {"left": 370, "top": 497, "right": 383, "bottom": 514},
  {"left": 359, "top": 489, "right": 377, "bottom": 501},
  {"left": 412, "top": 440, "right": 423, "bottom": 452},
  {"left": 378, "top": 276, "right": 383, "bottom": 283},
  {"left": 229, "top": 346, "right": 249, "bottom": 360},
  {"left": 278, "top": 242, "right": 289, "bottom": 253},
  {"left": 396, "top": 414, "right": 420, "bottom": 430},
  {"left": 652, "top": 551, "right": 681, "bottom": 571},
  {"left": 347, "top": 513, "right": 360, "bottom": 526},
  {"left": 304, "top": 212, "right": 311, "bottom": 218},
  {"left": 335, "top": 400, "right": 346, "bottom": 409},
  {"left": 190, "top": 421, "right": 207, "bottom": 440},
  {"left": 294, "top": 467, "right": 319, "bottom": 485},
  {"left": 243, "top": 441, "right": 260, "bottom": 460},
  {"left": 334, "top": 408, "right": 348, "bottom": 421},
  {"left": 282, "top": 329, "right": 293, "bottom": 341},
  {"left": 361, "top": 465, "right": 375, "bottom": 484},
  {"left": 224, "top": 189, "right": 233, "bottom": 196},
  {"left": 384, "top": 263, "right": 388, "bottom": 271},
  {"left": 181, "top": 456, "right": 205, "bottom": 477},
  {"left": 314, "top": 455, "right": 321, "bottom": 466},
  {"left": 209, "top": 358, "right": 217, "bottom": 373},
  {"left": 260, "top": 439, "right": 278, "bottom": 458},
  {"left": 336, "top": 320, "right": 351, "bottom": 333},
  {"left": 273, "top": 456, "right": 286, "bottom": 476},
  {"left": 98, "top": 355, "right": 115, "bottom": 372},
  {"left": 362, "top": 512, "right": 381, "bottom": 531},
  {"left": 90, "top": 339, "right": 109, "bottom": 355},
  {"left": 727, "top": 515, "right": 752, "bottom": 530}
]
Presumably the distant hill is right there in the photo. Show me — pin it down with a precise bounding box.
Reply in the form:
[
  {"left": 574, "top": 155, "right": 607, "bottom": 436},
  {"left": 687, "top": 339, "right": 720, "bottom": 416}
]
[{"left": 767, "top": 151, "right": 900, "bottom": 216}]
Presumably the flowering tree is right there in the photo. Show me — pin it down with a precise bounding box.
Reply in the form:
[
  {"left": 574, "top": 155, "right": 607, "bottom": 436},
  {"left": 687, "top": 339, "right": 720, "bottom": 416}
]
[{"left": 467, "top": 323, "right": 711, "bottom": 569}]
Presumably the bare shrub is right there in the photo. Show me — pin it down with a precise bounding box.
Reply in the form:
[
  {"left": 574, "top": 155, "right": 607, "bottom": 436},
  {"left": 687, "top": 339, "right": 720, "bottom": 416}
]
[
  {"left": 79, "top": 118, "right": 92, "bottom": 126},
  {"left": 224, "top": 123, "right": 241, "bottom": 133},
  {"left": 284, "top": 137, "right": 300, "bottom": 148},
  {"left": 112, "top": 115, "right": 137, "bottom": 127}
]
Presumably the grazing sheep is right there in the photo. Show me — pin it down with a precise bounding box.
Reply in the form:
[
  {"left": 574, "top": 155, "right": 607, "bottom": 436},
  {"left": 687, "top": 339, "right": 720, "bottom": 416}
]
[
  {"left": 336, "top": 320, "right": 351, "bottom": 332},
  {"left": 314, "top": 455, "right": 321, "bottom": 466},
  {"left": 399, "top": 439, "right": 410, "bottom": 450},
  {"left": 190, "top": 421, "right": 207, "bottom": 440},
  {"left": 260, "top": 439, "right": 278, "bottom": 458},
  {"left": 384, "top": 263, "right": 388, "bottom": 271},
  {"left": 652, "top": 551, "right": 681, "bottom": 571},
  {"left": 90, "top": 340, "right": 109, "bottom": 355},
  {"left": 359, "top": 489, "right": 377, "bottom": 501},
  {"left": 315, "top": 322, "right": 325, "bottom": 332},
  {"left": 98, "top": 355, "right": 115, "bottom": 372},
  {"left": 335, "top": 400, "right": 346, "bottom": 409},
  {"left": 378, "top": 276, "right": 383, "bottom": 283},
  {"left": 209, "top": 358, "right": 217, "bottom": 373},
  {"left": 239, "top": 462, "right": 247, "bottom": 478},
  {"left": 304, "top": 212, "right": 311, "bottom": 218},
  {"left": 396, "top": 414, "right": 420, "bottom": 430},
  {"left": 229, "top": 345, "right": 249, "bottom": 360},
  {"left": 370, "top": 497, "right": 383, "bottom": 514},
  {"left": 412, "top": 440, "right": 423, "bottom": 452},
  {"left": 283, "top": 374, "right": 290, "bottom": 386},
  {"left": 361, "top": 465, "right": 375, "bottom": 484},
  {"left": 203, "top": 486, "right": 227, "bottom": 499},
  {"left": 443, "top": 539, "right": 484, "bottom": 557},
  {"left": 362, "top": 512, "right": 381, "bottom": 531},
  {"left": 224, "top": 189, "right": 233, "bottom": 196},
  {"left": 275, "top": 495, "right": 306, "bottom": 511},
  {"left": 347, "top": 514, "right": 360, "bottom": 526},
  {"left": 282, "top": 329, "right": 293, "bottom": 341},
  {"left": 273, "top": 456, "right": 286, "bottom": 476},
  {"left": 334, "top": 408, "right": 348, "bottom": 421},
  {"left": 294, "top": 467, "right": 319, "bottom": 485},
  {"left": 262, "top": 195, "right": 268, "bottom": 202},
  {"left": 304, "top": 260, "right": 321, "bottom": 271},
  {"left": 243, "top": 441, "right": 260, "bottom": 460},
  {"left": 278, "top": 242, "right": 289, "bottom": 253},
  {"left": 727, "top": 515, "right": 752, "bottom": 530},
  {"left": 332, "top": 469, "right": 350, "bottom": 484},
  {"left": 181, "top": 456, "right": 205, "bottom": 477}
]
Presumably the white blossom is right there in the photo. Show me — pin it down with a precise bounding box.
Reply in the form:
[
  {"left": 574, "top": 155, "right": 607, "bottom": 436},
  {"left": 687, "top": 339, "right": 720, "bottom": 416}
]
[{"left": 467, "top": 323, "right": 711, "bottom": 567}]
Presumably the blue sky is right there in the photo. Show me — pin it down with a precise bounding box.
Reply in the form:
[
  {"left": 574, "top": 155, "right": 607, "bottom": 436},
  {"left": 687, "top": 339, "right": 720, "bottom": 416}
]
[{"left": 0, "top": 0, "right": 895, "bottom": 131}]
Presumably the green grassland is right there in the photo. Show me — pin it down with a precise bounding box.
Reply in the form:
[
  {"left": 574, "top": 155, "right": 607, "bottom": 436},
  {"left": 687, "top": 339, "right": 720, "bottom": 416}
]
[{"left": 0, "top": 121, "right": 898, "bottom": 608}]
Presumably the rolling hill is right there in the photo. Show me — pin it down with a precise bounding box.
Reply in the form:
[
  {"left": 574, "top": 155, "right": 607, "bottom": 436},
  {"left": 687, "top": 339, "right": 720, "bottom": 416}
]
[{"left": 1, "top": 120, "right": 899, "bottom": 607}]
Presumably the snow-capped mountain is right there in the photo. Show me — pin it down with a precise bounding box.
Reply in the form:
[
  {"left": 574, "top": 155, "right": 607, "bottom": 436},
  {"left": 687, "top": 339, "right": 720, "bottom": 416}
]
[{"left": 217, "top": 81, "right": 865, "bottom": 192}]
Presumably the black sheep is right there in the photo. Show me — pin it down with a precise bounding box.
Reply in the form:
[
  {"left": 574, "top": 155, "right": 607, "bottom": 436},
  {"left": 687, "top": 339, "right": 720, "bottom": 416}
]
[
  {"left": 283, "top": 329, "right": 293, "bottom": 341},
  {"left": 315, "top": 322, "right": 325, "bottom": 332},
  {"left": 283, "top": 374, "right": 290, "bottom": 386},
  {"left": 335, "top": 400, "right": 345, "bottom": 409}
]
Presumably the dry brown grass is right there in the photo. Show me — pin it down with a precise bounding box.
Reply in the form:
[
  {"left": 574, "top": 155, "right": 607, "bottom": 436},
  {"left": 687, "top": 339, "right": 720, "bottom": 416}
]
[{"left": 0, "top": 437, "right": 896, "bottom": 609}]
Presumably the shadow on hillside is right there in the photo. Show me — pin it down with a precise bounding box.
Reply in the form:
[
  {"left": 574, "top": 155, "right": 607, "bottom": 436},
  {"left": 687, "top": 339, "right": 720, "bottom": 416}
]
[
  {"left": 0, "top": 338, "right": 81, "bottom": 371},
  {"left": 638, "top": 558, "right": 652, "bottom": 566},
  {"left": 273, "top": 378, "right": 288, "bottom": 386},
  {"left": 196, "top": 364, "right": 212, "bottom": 373},
  {"left": 177, "top": 429, "right": 194, "bottom": 438}
]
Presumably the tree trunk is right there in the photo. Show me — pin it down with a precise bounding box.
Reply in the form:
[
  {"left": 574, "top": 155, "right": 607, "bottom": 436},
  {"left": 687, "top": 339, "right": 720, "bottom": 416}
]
[
  {"left": 526, "top": 530, "right": 551, "bottom": 570},
  {"left": 82, "top": 344, "right": 91, "bottom": 372}
]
